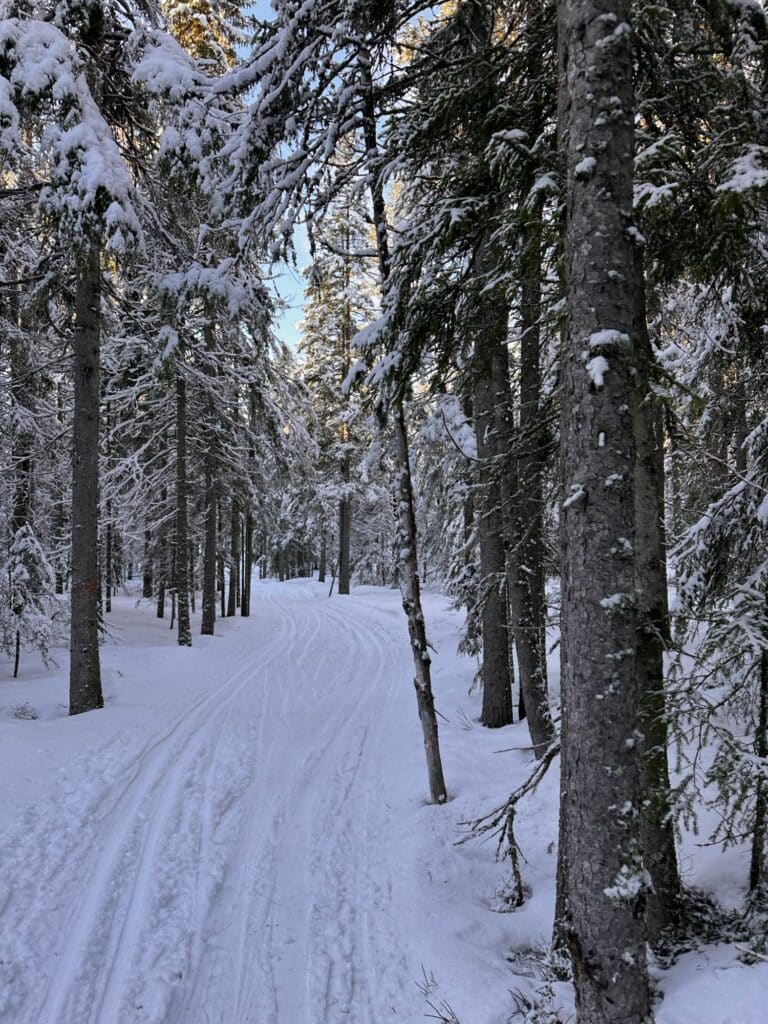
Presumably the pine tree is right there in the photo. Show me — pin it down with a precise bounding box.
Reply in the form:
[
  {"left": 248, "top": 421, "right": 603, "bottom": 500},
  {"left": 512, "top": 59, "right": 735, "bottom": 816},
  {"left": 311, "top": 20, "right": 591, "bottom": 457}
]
[{"left": 559, "top": 1, "right": 650, "bottom": 1019}]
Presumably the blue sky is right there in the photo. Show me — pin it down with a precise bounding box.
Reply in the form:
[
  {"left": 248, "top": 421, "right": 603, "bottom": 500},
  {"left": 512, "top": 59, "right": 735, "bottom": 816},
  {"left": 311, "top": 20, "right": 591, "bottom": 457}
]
[
  {"left": 264, "top": 229, "right": 310, "bottom": 352},
  {"left": 249, "top": 1, "right": 310, "bottom": 350}
]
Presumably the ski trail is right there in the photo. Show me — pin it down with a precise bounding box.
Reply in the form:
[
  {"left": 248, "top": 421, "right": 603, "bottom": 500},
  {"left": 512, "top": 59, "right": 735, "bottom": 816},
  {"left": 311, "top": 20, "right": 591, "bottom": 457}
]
[
  {"left": 34, "top": 629, "right": 285, "bottom": 1023},
  {"left": 0, "top": 580, "right": 423, "bottom": 1024}
]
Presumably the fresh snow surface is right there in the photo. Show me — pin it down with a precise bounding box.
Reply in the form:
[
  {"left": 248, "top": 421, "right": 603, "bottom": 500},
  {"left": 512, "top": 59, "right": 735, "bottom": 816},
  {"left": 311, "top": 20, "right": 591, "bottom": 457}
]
[{"left": 0, "top": 578, "right": 766, "bottom": 1023}]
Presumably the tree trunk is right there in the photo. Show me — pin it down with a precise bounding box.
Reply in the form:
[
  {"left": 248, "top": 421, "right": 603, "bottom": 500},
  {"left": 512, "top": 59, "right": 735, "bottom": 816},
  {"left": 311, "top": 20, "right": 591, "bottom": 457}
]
[
  {"left": 55, "top": 382, "right": 68, "bottom": 595},
  {"left": 69, "top": 242, "right": 103, "bottom": 716},
  {"left": 10, "top": 285, "right": 34, "bottom": 676},
  {"left": 552, "top": 0, "right": 571, "bottom": 957},
  {"left": 169, "top": 538, "right": 176, "bottom": 630},
  {"left": 104, "top": 514, "right": 113, "bottom": 614},
  {"left": 559, "top": 1, "right": 651, "bottom": 1020},
  {"left": 394, "top": 407, "right": 448, "bottom": 804},
  {"left": 319, "top": 527, "right": 327, "bottom": 583},
  {"left": 156, "top": 554, "right": 166, "bottom": 619},
  {"left": 143, "top": 529, "right": 153, "bottom": 599},
  {"left": 472, "top": 265, "right": 514, "bottom": 729},
  {"left": 218, "top": 501, "right": 226, "bottom": 617},
  {"left": 633, "top": 260, "right": 681, "bottom": 941},
  {"left": 242, "top": 512, "right": 253, "bottom": 616},
  {"left": 750, "top": 632, "right": 768, "bottom": 897},
  {"left": 201, "top": 445, "right": 217, "bottom": 635},
  {"left": 358, "top": 50, "right": 448, "bottom": 803},
  {"left": 227, "top": 499, "right": 240, "bottom": 617},
  {"left": 10, "top": 300, "right": 33, "bottom": 538},
  {"left": 176, "top": 374, "right": 192, "bottom": 646},
  {"left": 338, "top": 489, "right": 352, "bottom": 595},
  {"left": 189, "top": 541, "right": 196, "bottom": 614},
  {"left": 512, "top": 193, "right": 556, "bottom": 756}
]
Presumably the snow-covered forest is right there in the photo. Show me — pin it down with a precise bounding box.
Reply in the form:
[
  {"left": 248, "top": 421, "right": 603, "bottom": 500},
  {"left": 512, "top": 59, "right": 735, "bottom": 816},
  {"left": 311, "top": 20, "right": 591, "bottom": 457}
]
[{"left": 1, "top": 1, "right": 767, "bottom": 1022}]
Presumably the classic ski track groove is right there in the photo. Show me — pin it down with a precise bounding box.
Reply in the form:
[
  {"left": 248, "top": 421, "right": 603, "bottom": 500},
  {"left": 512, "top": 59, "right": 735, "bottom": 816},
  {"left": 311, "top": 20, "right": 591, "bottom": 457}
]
[
  {"left": 35, "top": 625, "right": 286, "bottom": 1024},
  {"left": 0, "top": 581, "right": 421, "bottom": 1024}
]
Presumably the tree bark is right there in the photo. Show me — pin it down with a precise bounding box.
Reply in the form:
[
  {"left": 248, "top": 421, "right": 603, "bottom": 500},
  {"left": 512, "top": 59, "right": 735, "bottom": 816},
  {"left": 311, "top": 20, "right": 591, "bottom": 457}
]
[
  {"left": 359, "top": 49, "right": 448, "bottom": 803},
  {"left": 338, "top": 489, "right": 352, "bottom": 595},
  {"left": 10, "top": 285, "right": 34, "bottom": 675},
  {"left": 242, "top": 512, "right": 253, "bottom": 616},
  {"left": 176, "top": 373, "right": 192, "bottom": 646},
  {"left": 189, "top": 542, "right": 196, "bottom": 613},
  {"left": 319, "top": 527, "right": 327, "bottom": 583},
  {"left": 10, "top": 294, "right": 33, "bottom": 537},
  {"left": 227, "top": 498, "right": 240, "bottom": 617},
  {"left": 750, "top": 630, "right": 768, "bottom": 897},
  {"left": 472, "top": 258, "right": 514, "bottom": 729},
  {"left": 156, "top": 539, "right": 166, "bottom": 619},
  {"left": 201, "top": 444, "right": 217, "bottom": 635},
  {"left": 338, "top": 217, "right": 353, "bottom": 597},
  {"left": 69, "top": 242, "right": 103, "bottom": 716},
  {"left": 559, "top": 1, "right": 651, "bottom": 1020},
  {"left": 394, "top": 407, "right": 448, "bottom": 804},
  {"left": 54, "top": 380, "right": 68, "bottom": 594},
  {"left": 105, "top": 513, "right": 113, "bottom": 613},
  {"left": 512, "top": 193, "right": 556, "bottom": 756},
  {"left": 142, "top": 528, "right": 153, "bottom": 599},
  {"left": 633, "top": 260, "right": 681, "bottom": 940},
  {"left": 218, "top": 501, "right": 226, "bottom": 616}
]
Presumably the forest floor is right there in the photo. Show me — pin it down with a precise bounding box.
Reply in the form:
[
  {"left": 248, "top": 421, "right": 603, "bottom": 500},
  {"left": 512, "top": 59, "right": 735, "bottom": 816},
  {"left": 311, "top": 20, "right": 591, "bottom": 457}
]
[{"left": 0, "top": 577, "right": 765, "bottom": 1024}]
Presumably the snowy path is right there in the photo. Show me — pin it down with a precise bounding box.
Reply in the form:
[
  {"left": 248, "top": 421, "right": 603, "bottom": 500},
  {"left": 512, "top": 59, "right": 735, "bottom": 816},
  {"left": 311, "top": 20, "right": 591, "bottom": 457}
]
[
  {"left": 5, "top": 578, "right": 759, "bottom": 1024},
  {"left": 0, "top": 580, "right": 428, "bottom": 1024}
]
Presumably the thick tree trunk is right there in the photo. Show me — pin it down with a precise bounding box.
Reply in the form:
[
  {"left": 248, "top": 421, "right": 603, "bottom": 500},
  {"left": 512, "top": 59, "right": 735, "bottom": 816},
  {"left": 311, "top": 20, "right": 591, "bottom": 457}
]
[
  {"left": 559, "top": 1, "right": 651, "bottom": 1020},
  {"left": 201, "top": 445, "right": 217, "bottom": 635},
  {"left": 69, "top": 243, "right": 103, "bottom": 716},
  {"left": 552, "top": 0, "right": 571, "bottom": 956},
  {"left": 472, "top": 271, "right": 514, "bottom": 729},
  {"left": 633, "top": 261, "right": 681, "bottom": 940},
  {"left": 176, "top": 374, "right": 192, "bottom": 646}
]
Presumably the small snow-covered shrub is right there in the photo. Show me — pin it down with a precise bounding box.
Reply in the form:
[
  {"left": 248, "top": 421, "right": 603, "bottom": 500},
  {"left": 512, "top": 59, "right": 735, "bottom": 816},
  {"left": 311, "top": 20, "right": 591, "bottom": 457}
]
[
  {"left": 1, "top": 526, "right": 65, "bottom": 673},
  {"left": 11, "top": 702, "right": 38, "bottom": 721}
]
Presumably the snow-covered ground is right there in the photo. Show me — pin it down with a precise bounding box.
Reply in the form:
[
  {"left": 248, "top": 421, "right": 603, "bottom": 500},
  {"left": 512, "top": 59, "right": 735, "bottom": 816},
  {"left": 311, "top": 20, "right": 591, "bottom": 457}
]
[{"left": 0, "top": 578, "right": 765, "bottom": 1023}]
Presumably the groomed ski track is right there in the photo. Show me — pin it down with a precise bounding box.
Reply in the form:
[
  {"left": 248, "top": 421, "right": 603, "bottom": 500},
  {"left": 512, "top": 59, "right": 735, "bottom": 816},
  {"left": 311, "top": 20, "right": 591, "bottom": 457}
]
[{"left": 0, "top": 579, "right": 430, "bottom": 1024}]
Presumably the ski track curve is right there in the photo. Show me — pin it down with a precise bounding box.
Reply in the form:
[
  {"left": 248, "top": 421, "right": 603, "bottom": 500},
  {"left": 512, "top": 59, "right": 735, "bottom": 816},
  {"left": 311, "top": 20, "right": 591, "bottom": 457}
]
[{"left": 0, "top": 580, "right": 422, "bottom": 1024}]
